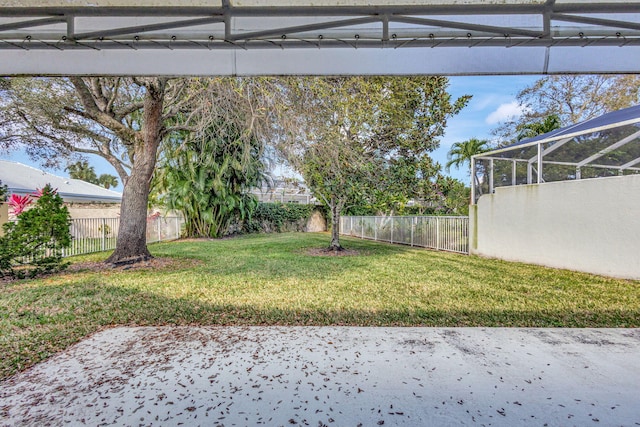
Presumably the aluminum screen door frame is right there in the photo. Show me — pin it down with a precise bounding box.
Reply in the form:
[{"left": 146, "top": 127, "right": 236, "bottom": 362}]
[
  {"left": 470, "top": 105, "right": 640, "bottom": 204},
  {"left": 1, "top": 1, "right": 640, "bottom": 75}
]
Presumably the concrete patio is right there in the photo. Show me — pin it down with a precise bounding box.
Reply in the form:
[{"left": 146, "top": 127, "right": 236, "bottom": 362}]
[{"left": 1, "top": 327, "right": 639, "bottom": 426}]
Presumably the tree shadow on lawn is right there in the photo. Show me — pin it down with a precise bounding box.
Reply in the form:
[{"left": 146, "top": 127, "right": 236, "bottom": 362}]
[{"left": 2, "top": 278, "right": 639, "bottom": 380}]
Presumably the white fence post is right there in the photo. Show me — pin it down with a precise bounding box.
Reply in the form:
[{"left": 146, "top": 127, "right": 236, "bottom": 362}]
[
  {"left": 410, "top": 217, "right": 415, "bottom": 247},
  {"left": 101, "top": 218, "right": 106, "bottom": 252},
  {"left": 374, "top": 217, "right": 378, "bottom": 241},
  {"left": 436, "top": 217, "right": 441, "bottom": 251}
]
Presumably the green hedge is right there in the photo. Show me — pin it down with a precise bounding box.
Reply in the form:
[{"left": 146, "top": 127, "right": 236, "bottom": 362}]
[{"left": 242, "top": 203, "right": 319, "bottom": 234}]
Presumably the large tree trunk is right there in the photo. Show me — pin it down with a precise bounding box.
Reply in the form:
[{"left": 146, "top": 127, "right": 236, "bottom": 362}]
[
  {"left": 106, "top": 81, "right": 165, "bottom": 264},
  {"left": 329, "top": 197, "right": 343, "bottom": 251}
]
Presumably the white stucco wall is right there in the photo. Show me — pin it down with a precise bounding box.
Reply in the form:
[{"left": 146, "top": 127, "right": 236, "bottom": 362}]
[{"left": 470, "top": 175, "right": 640, "bottom": 280}]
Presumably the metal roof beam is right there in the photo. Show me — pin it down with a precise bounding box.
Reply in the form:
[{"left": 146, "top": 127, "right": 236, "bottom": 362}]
[
  {"left": 576, "top": 129, "right": 640, "bottom": 168},
  {"left": 4, "top": 36, "right": 640, "bottom": 51},
  {"left": 527, "top": 137, "right": 573, "bottom": 163},
  {"left": 0, "top": 17, "right": 65, "bottom": 31},
  {"left": 226, "top": 16, "right": 381, "bottom": 41},
  {"left": 551, "top": 13, "right": 640, "bottom": 32},
  {"left": 619, "top": 156, "right": 640, "bottom": 170},
  {"left": 390, "top": 16, "right": 543, "bottom": 38},
  {"left": 73, "top": 16, "right": 225, "bottom": 40},
  {"left": 0, "top": 4, "right": 547, "bottom": 18}
]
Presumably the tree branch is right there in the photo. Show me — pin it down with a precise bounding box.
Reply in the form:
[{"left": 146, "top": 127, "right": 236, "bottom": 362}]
[{"left": 68, "top": 77, "right": 138, "bottom": 143}]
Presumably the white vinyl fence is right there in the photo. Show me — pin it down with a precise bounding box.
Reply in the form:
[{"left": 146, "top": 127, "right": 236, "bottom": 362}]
[
  {"left": 62, "top": 216, "right": 184, "bottom": 257},
  {"left": 340, "top": 216, "right": 469, "bottom": 254}
]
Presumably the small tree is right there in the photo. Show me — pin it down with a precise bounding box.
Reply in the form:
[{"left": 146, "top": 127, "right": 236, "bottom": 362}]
[
  {"left": 0, "top": 185, "right": 71, "bottom": 278},
  {"left": 279, "top": 77, "right": 469, "bottom": 251}
]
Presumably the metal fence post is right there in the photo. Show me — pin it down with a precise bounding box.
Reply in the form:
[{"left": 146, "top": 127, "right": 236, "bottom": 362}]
[
  {"left": 436, "top": 216, "right": 441, "bottom": 251},
  {"left": 390, "top": 217, "right": 394, "bottom": 244}
]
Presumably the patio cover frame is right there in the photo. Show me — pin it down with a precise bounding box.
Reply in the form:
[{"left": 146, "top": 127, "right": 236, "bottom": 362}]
[
  {"left": 2, "top": 1, "right": 640, "bottom": 75},
  {"left": 471, "top": 105, "right": 640, "bottom": 204}
]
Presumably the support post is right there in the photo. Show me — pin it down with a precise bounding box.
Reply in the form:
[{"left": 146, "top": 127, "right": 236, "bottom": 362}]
[
  {"left": 537, "top": 142, "right": 543, "bottom": 184},
  {"left": 436, "top": 216, "right": 441, "bottom": 250},
  {"left": 489, "top": 159, "right": 494, "bottom": 194},
  {"left": 471, "top": 157, "right": 476, "bottom": 204},
  {"left": 512, "top": 160, "right": 517, "bottom": 186}
]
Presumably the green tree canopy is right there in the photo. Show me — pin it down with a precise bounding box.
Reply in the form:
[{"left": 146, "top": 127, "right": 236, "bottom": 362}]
[
  {"left": 153, "top": 119, "right": 265, "bottom": 238},
  {"left": 446, "top": 138, "right": 492, "bottom": 198},
  {"left": 493, "top": 75, "right": 640, "bottom": 142},
  {"left": 0, "top": 180, "right": 7, "bottom": 202},
  {"left": 516, "top": 114, "right": 561, "bottom": 141},
  {"left": 279, "top": 76, "right": 469, "bottom": 250},
  {"left": 66, "top": 161, "right": 119, "bottom": 189},
  {"left": 445, "top": 138, "right": 492, "bottom": 174}
]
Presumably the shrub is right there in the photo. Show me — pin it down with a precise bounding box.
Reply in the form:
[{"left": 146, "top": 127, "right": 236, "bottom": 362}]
[
  {"left": 0, "top": 185, "right": 72, "bottom": 279},
  {"left": 242, "top": 203, "right": 317, "bottom": 234},
  {"left": 0, "top": 180, "right": 6, "bottom": 202}
]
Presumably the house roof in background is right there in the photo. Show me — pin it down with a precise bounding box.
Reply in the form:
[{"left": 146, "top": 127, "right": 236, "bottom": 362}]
[{"left": 0, "top": 160, "right": 122, "bottom": 203}]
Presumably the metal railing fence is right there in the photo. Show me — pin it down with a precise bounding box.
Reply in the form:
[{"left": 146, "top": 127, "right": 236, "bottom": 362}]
[
  {"left": 62, "top": 216, "right": 184, "bottom": 257},
  {"left": 249, "top": 190, "right": 316, "bottom": 204},
  {"left": 340, "top": 215, "right": 469, "bottom": 254}
]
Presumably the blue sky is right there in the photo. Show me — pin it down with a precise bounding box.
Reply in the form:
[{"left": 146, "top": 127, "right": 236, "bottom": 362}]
[{"left": 1, "top": 75, "right": 540, "bottom": 191}]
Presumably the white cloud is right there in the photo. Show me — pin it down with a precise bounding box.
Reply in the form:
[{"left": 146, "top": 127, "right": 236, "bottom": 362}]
[{"left": 485, "top": 101, "right": 527, "bottom": 125}]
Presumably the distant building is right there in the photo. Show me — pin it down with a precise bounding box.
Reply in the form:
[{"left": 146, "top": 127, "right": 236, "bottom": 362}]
[{"left": 0, "top": 160, "right": 122, "bottom": 219}]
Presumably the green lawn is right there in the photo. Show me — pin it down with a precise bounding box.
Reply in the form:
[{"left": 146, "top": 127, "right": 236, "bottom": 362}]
[{"left": 1, "top": 232, "right": 639, "bottom": 380}]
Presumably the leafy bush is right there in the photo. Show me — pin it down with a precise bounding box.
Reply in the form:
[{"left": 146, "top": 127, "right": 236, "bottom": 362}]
[
  {"left": 0, "top": 185, "right": 72, "bottom": 279},
  {"left": 0, "top": 180, "right": 6, "bottom": 202},
  {"left": 242, "top": 203, "right": 317, "bottom": 234}
]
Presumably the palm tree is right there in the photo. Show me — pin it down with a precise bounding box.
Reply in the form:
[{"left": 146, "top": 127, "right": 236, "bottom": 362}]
[
  {"left": 97, "top": 174, "right": 118, "bottom": 190},
  {"left": 66, "top": 160, "right": 98, "bottom": 184},
  {"left": 446, "top": 138, "right": 492, "bottom": 196},
  {"left": 516, "top": 114, "right": 561, "bottom": 141}
]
